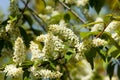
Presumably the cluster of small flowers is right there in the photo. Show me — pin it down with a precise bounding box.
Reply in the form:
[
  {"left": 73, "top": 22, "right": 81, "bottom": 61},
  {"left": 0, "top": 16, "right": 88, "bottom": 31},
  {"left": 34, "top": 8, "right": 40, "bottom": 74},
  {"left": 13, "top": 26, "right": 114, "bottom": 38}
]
[
  {"left": 112, "top": 33, "right": 120, "bottom": 42},
  {"left": 75, "top": 40, "right": 92, "bottom": 60},
  {"left": 5, "top": 20, "right": 13, "bottom": 32},
  {"left": 39, "top": 5, "right": 59, "bottom": 21},
  {"left": 91, "top": 17, "right": 104, "bottom": 32},
  {"left": 30, "top": 41, "right": 45, "bottom": 62},
  {"left": 75, "top": 38, "right": 107, "bottom": 60},
  {"left": 36, "top": 33, "right": 65, "bottom": 60},
  {"left": 76, "top": 0, "right": 89, "bottom": 7},
  {"left": 4, "top": 64, "right": 23, "bottom": 80},
  {"left": 13, "top": 37, "right": 26, "bottom": 65},
  {"left": 105, "top": 21, "right": 120, "bottom": 32},
  {"left": 30, "top": 66, "right": 62, "bottom": 79},
  {"left": 92, "top": 38, "right": 108, "bottom": 47},
  {"left": 48, "top": 24, "right": 79, "bottom": 47}
]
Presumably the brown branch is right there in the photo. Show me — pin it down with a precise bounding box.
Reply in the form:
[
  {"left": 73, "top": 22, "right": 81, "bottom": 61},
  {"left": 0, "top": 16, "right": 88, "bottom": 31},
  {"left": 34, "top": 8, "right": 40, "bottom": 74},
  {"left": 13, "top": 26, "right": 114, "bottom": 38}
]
[
  {"left": 14, "top": 0, "right": 30, "bottom": 26},
  {"left": 58, "top": 0, "right": 86, "bottom": 23},
  {"left": 21, "top": 0, "right": 47, "bottom": 32},
  {"left": 95, "top": 23, "right": 107, "bottom": 38}
]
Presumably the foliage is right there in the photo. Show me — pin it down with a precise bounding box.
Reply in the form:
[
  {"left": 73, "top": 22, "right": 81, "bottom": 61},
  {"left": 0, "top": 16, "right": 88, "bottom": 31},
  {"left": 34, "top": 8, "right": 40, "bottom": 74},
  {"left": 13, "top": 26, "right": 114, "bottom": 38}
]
[{"left": 0, "top": 0, "right": 120, "bottom": 80}]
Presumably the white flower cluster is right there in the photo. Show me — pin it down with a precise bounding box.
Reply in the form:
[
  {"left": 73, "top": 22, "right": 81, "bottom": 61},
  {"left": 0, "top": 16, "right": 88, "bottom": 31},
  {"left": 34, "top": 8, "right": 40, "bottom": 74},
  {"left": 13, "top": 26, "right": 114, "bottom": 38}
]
[
  {"left": 92, "top": 38, "right": 107, "bottom": 47},
  {"left": 91, "top": 17, "right": 104, "bottom": 32},
  {"left": 64, "top": 0, "right": 76, "bottom": 4},
  {"left": 4, "top": 64, "right": 23, "bottom": 80},
  {"left": 75, "top": 40, "right": 92, "bottom": 60},
  {"left": 5, "top": 20, "right": 13, "bottom": 32},
  {"left": 13, "top": 37, "right": 26, "bottom": 65},
  {"left": 49, "top": 24, "right": 79, "bottom": 47},
  {"left": 30, "top": 66, "right": 62, "bottom": 79},
  {"left": 36, "top": 33, "right": 65, "bottom": 59},
  {"left": 112, "top": 33, "right": 120, "bottom": 42},
  {"left": 76, "top": 0, "right": 89, "bottom": 7},
  {"left": 105, "top": 21, "right": 120, "bottom": 32},
  {"left": 75, "top": 38, "right": 107, "bottom": 60},
  {"left": 30, "top": 41, "right": 45, "bottom": 62}
]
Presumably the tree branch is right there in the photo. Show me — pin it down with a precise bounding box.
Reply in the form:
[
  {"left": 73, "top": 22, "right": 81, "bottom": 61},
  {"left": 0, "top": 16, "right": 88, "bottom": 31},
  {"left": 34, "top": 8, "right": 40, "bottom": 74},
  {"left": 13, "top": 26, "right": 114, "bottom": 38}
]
[
  {"left": 58, "top": 0, "right": 86, "bottom": 23},
  {"left": 21, "top": 0, "right": 47, "bottom": 32}
]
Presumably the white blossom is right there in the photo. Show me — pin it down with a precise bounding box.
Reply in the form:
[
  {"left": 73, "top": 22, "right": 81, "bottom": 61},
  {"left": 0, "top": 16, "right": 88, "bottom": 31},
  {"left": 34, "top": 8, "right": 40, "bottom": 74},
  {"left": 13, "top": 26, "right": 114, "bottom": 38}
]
[
  {"left": 29, "top": 66, "right": 62, "bottom": 79},
  {"left": 64, "top": 0, "right": 76, "bottom": 4},
  {"left": 36, "top": 34, "right": 48, "bottom": 42},
  {"left": 42, "top": 33, "right": 65, "bottom": 59},
  {"left": 91, "top": 17, "right": 104, "bottom": 32},
  {"left": 39, "top": 14, "right": 50, "bottom": 21},
  {"left": 105, "top": 21, "right": 120, "bottom": 32},
  {"left": 75, "top": 40, "right": 92, "bottom": 60},
  {"left": 92, "top": 38, "right": 107, "bottom": 47},
  {"left": 112, "top": 33, "right": 120, "bottom": 42},
  {"left": 51, "top": 11, "right": 60, "bottom": 17},
  {"left": 76, "top": 0, "right": 88, "bottom": 7},
  {"left": 45, "top": 6, "right": 54, "bottom": 14},
  {"left": 13, "top": 37, "right": 26, "bottom": 65},
  {"left": 4, "top": 64, "right": 23, "bottom": 80},
  {"left": 6, "top": 20, "right": 13, "bottom": 32},
  {"left": 49, "top": 24, "right": 79, "bottom": 47},
  {"left": 30, "top": 41, "right": 45, "bottom": 62}
]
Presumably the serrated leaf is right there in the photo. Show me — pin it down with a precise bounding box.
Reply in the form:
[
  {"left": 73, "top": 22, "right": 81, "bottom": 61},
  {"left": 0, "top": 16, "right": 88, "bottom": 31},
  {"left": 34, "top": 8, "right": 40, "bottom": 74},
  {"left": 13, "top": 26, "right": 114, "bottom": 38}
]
[
  {"left": 89, "top": 0, "right": 105, "bottom": 13},
  {"left": 19, "top": 27, "right": 30, "bottom": 47},
  {"left": 23, "top": 13, "right": 33, "bottom": 26},
  {"left": 108, "top": 46, "right": 120, "bottom": 58},
  {"left": 107, "top": 61, "right": 115, "bottom": 79},
  {"left": 84, "top": 47, "right": 97, "bottom": 69}
]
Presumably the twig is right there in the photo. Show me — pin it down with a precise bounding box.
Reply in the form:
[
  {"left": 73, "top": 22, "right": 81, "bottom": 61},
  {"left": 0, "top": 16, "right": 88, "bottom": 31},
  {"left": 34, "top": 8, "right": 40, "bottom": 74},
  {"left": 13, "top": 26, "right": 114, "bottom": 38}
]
[
  {"left": 95, "top": 23, "right": 107, "bottom": 38},
  {"left": 58, "top": 0, "right": 86, "bottom": 23},
  {"left": 21, "top": 0, "right": 47, "bottom": 32},
  {"left": 14, "top": 0, "right": 30, "bottom": 26}
]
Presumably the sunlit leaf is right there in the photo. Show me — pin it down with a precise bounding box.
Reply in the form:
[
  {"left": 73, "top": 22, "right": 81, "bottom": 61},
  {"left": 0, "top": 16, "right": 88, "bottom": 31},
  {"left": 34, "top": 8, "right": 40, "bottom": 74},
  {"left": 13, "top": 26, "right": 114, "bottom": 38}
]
[{"left": 35, "top": 0, "right": 46, "bottom": 13}]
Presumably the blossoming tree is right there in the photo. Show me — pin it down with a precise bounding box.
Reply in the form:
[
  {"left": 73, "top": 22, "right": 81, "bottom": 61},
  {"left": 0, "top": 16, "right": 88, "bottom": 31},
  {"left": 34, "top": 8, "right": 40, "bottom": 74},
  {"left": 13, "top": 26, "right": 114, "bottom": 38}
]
[{"left": 0, "top": 0, "right": 120, "bottom": 80}]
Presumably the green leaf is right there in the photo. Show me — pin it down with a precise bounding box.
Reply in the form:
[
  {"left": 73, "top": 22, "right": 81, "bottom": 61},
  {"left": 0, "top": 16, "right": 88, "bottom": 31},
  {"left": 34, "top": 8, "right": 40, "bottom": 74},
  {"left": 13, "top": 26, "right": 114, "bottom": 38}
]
[
  {"left": 35, "top": 0, "right": 46, "bottom": 13},
  {"left": 107, "top": 61, "right": 115, "bottom": 79},
  {"left": 84, "top": 47, "right": 97, "bottom": 69},
  {"left": 0, "top": 39, "right": 4, "bottom": 56},
  {"left": 21, "top": 61, "right": 33, "bottom": 68},
  {"left": 64, "top": 13, "right": 70, "bottom": 22},
  {"left": 108, "top": 46, "right": 120, "bottom": 58},
  {"left": 117, "top": 64, "right": 120, "bottom": 79},
  {"left": 89, "top": 0, "right": 105, "bottom": 13},
  {"left": 65, "top": 52, "right": 73, "bottom": 62},
  {"left": 101, "top": 33, "right": 120, "bottom": 49},
  {"left": 19, "top": 27, "right": 30, "bottom": 47},
  {"left": 48, "top": 14, "right": 63, "bottom": 24},
  {"left": 23, "top": 13, "right": 33, "bottom": 26},
  {"left": 80, "top": 32, "right": 98, "bottom": 40},
  {"left": 4, "top": 40, "right": 13, "bottom": 50}
]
